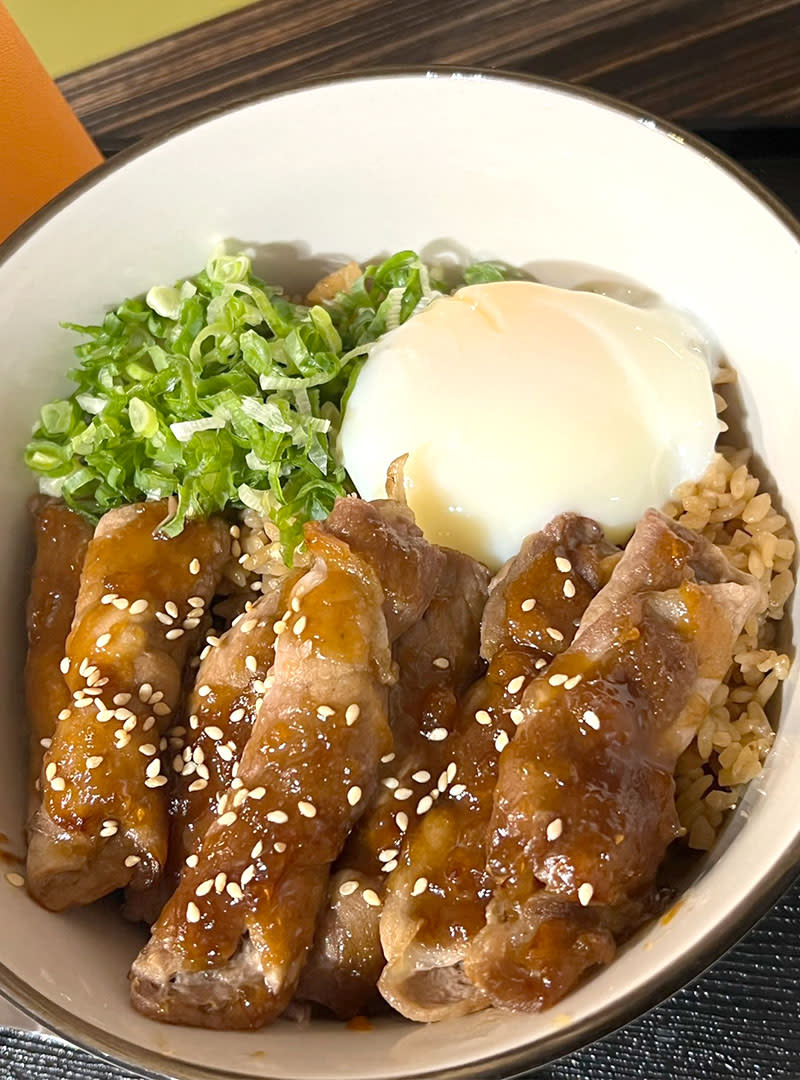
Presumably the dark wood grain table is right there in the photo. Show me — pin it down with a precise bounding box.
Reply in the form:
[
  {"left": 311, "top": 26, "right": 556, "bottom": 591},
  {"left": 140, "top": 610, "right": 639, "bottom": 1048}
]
[{"left": 5, "top": 3, "right": 800, "bottom": 1078}]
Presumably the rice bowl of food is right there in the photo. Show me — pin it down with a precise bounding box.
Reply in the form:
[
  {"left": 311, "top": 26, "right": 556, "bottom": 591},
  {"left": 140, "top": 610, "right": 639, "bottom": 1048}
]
[{"left": 0, "top": 69, "right": 797, "bottom": 1080}]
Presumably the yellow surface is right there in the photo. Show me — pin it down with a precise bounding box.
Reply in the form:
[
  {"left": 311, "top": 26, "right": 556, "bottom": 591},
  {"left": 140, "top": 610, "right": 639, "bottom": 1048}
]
[{"left": 6, "top": 0, "right": 258, "bottom": 76}]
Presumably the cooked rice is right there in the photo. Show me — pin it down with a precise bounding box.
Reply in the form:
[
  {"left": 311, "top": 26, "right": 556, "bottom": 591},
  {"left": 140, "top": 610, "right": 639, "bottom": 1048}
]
[
  {"left": 222, "top": 371, "right": 794, "bottom": 854},
  {"left": 664, "top": 368, "right": 795, "bottom": 849}
]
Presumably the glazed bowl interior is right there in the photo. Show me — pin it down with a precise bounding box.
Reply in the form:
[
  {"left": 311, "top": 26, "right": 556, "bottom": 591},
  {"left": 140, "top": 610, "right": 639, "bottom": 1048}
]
[{"left": 0, "top": 71, "right": 798, "bottom": 1080}]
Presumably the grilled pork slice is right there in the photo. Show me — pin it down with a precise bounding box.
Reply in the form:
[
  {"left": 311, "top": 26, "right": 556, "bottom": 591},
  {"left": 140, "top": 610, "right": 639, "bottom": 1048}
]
[
  {"left": 26, "top": 502, "right": 230, "bottom": 911},
  {"left": 25, "top": 498, "right": 93, "bottom": 824},
  {"left": 130, "top": 499, "right": 442, "bottom": 1029},
  {"left": 378, "top": 514, "right": 617, "bottom": 1021},
  {"left": 299, "top": 548, "right": 490, "bottom": 1018},
  {"left": 464, "top": 509, "right": 760, "bottom": 1011}
]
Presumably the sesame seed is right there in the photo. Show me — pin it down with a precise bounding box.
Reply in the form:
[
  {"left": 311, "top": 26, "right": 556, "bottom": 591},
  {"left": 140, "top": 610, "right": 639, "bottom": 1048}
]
[
  {"left": 153, "top": 702, "right": 172, "bottom": 717},
  {"left": 412, "top": 770, "right": 431, "bottom": 784},
  {"left": 507, "top": 675, "right": 526, "bottom": 695},
  {"left": 188, "top": 779, "right": 208, "bottom": 793},
  {"left": 196, "top": 763, "right": 210, "bottom": 781},
  {"left": 411, "top": 877, "right": 428, "bottom": 896},
  {"left": 382, "top": 859, "right": 398, "bottom": 873},
  {"left": 50, "top": 777, "right": 66, "bottom": 791},
  {"left": 450, "top": 783, "right": 467, "bottom": 797},
  {"left": 85, "top": 754, "right": 103, "bottom": 770},
  {"left": 139, "top": 683, "right": 153, "bottom": 702},
  {"left": 227, "top": 881, "right": 244, "bottom": 901},
  {"left": 218, "top": 811, "right": 238, "bottom": 826},
  {"left": 432, "top": 657, "right": 450, "bottom": 670},
  {"left": 189, "top": 559, "right": 201, "bottom": 575},
  {"left": 578, "top": 883, "right": 594, "bottom": 906},
  {"left": 188, "top": 714, "right": 199, "bottom": 729},
  {"left": 345, "top": 704, "right": 360, "bottom": 726},
  {"left": 196, "top": 879, "right": 214, "bottom": 897},
  {"left": 563, "top": 579, "right": 576, "bottom": 599},
  {"left": 437, "top": 770, "right": 448, "bottom": 790},
  {"left": 381, "top": 752, "right": 396, "bottom": 764},
  {"left": 347, "top": 786, "right": 362, "bottom": 807},
  {"left": 155, "top": 611, "right": 173, "bottom": 626},
  {"left": 382, "top": 776, "right": 399, "bottom": 790},
  {"left": 521, "top": 598, "right": 536, "bottom": 612},
  {"left": 112, "top": 597, "right": 129, "bottom": 610},
  {"left": 427, "top": 728, "right": 448, "bottom": 741},
  {"left": 186, "top": 854, "right": 199, "bottom": 868},
  {"left": 555, "top": 556, "right": 572, "bottom": 573},
  {"left": 510, "top": 708, "right": 525, "bottom": 726},
  {"left": 122, "top": 716, "right": 137, "bottom": 732},
  {"left": 113, "top": 693, "right": 132, "bottom": 706},
  {"left": 416, "top": 795, "right": 434, "bottom": 815},
  {"left": 99, "top": 824, "right": 118, "bottom": 838},
  {"left": 214, "top": 872, "right": 227, "bottom": 893},
  {"left": 129, "top": 599, "right": 149, "bottom": 616},
  {"left": 186, "top": 901, "right": 200, "bottom": 923},
  {"left": 45, "top": 763, "right": 56, "bottom": 782},
  {"left": 5, "top": 872, "right": 24, "bottom": 889},
  {"left": 251, "top": 840, "right": 264, "bottom": 859},
  {"left": 394, "top": 787, "right": 413, "bottom": 801},
  {"left": 362, "top": 889, "right": 381, "bottom": 908},
  {"left": 547, "top": 818, "right": 563, "bottom": 841},
  {"left": 142, "top": 716, "right": 156, "bottom": 732},
  {"left": 249, "top": 787, "right": 266, "bottom": 801},
  {"left": 293, "top": 615, "right": 307, "bottom": 636},
  {"left": 139, "top": 743, "right": 157, "bottom": 757},
  {"left": 395, "top": 811, "right": 409, "bottom": 832},
  {"left": 73, "top": 698, "right": 92, "bottom": 709},
  {"left": 206, "top": 726, "right": 224, "bottom": 741},
  {"left": 273, "top": 841, "right": 287, "bottom": 853},
  {"left": 317, "top": 705, "right": 335, "bottom": 718},
  {"left": 100, "top": 593, "right": 117, "bottom": 605},
  {"left": 564, "top": 674, "right": 583, "bottom": 690},
  {"left": 475, "top": 710, "right": 492, "bottom": 726},
  {"left": 97, "top": 634, "right": 112, "bottom": 649},
  {"left": 145, "top": 759, "right": 161, "bottom": 779},
  {"left": 494, "top": 730, "right": 510, "bottom": 753},
  {"left": 124, "top": 855, "right": 141, "bottom": 868},
  {"left": 546, "top": 627, "right": 565, "bottom": 642},
  {"left": 271, "top": 618, "right": 287, "bottom": 635},
  {"left": 241, "top": 864, "right": 256, "bottom": 886},
  {"left": 218, "top": 745, "right": 234, "bottom": 762},
  {"left": 267, "top": 809, "right": 288, "bottom": 824},
  {"left": 379, "top": 849, "right": 398, "bottom": 863},
  {"left": 145, "top": 776, "right": 167, "bottom": 788},
  {"left": 446, "top": 762, "right": 457, "bottom": 783},
  {"left": 243, "top": 656, "right": 258, "bottom": 677},
  {"left": 549, "top": 673, "right": 569, "bottom": 687},
  {"left": 57, "top": 708, "right": 71, "bottom": 721},
  {"left": 583, "top": 709, "right": 601, "bottom": 730},
  {"left": 165, "top": 628, "right": 184, "bottom": 640},
  {"left": 535, "top": 658, "right": 548, "bottom": 670},
  {"left": 197, "top": 685, "right": 211, "bottom": 698},
  {"left": 298, "top": 800, "right": 317, "bottom": 818},
  {"left": 230, "top": 708, "right": 245, "bottom": 724},
  {"left": 339, "top": 879, "right": 359, "bottom": 897}
]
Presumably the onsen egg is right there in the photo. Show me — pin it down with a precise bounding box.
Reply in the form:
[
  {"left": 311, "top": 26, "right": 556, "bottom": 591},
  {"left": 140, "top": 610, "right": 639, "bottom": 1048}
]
[{"left": 339, "top": 280, "right": 718, "bottom": 569}]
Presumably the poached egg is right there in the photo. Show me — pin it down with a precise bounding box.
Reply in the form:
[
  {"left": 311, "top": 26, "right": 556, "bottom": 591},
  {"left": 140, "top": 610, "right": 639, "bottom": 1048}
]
[{"left": 339, "top": 280, "right": 718, "bottom": 569}]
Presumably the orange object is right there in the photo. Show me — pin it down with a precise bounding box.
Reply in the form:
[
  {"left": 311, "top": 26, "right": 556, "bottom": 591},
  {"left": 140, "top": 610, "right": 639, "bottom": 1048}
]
[{"left": 0, "top": 1, "right": 102, "bottom": 243}]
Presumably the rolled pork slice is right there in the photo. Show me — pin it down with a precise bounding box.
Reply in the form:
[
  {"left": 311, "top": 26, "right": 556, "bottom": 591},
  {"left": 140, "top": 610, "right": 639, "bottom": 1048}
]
[
  {"left": 299, "top": 547, "right": 490, "bottom": 1018},
  {"left": 464, "top": 509, "right": 761, "bottom": 1011},
  {"left": 26, "top": 502, "right": 230, "bottom": 911},
  {"left": 378, "top": 514, "right": 617, "bottom": 1021},
  {"left": 129, "top": 499, "right": 442, "bottom": 1029},
  {"left": 25, "top": 498, "right": 93, "bottom": 824}
]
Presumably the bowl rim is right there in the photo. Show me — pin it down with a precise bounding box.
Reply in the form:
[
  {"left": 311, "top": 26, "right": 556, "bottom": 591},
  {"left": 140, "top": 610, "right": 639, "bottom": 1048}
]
[{"left": 2, "top": 62, "right": 800, "bottom": 1080}]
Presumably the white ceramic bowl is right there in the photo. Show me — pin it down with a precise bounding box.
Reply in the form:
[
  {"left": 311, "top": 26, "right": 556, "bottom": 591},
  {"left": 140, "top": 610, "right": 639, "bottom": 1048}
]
[{"left": 0, "top": 69, "right": 798, "bottom": 1080}]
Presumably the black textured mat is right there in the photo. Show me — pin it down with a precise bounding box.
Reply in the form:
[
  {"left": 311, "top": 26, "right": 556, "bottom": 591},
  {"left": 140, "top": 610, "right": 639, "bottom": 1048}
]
[{"left": 2, "top": 131, "right": 799, "bottom": 1080}]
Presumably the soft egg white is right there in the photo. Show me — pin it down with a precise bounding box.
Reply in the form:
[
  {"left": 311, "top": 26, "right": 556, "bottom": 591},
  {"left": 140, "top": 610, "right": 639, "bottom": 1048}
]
[{"left": 339, "top": 280, "right": 718, "bottom": 569}]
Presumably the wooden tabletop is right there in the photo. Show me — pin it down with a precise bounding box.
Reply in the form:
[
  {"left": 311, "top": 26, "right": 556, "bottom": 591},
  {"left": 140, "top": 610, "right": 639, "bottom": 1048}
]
[{"left": 58, "top": 0, "right": 800, "bottom": 155}]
